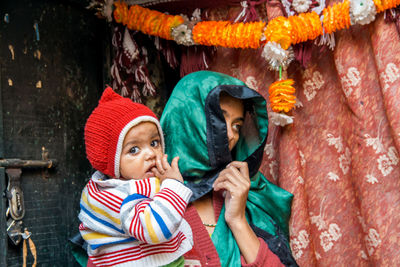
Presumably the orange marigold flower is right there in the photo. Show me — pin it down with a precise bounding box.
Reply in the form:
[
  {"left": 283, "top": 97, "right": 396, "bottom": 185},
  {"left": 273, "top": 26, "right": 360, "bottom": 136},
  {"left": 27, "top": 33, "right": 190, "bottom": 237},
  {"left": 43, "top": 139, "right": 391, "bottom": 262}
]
[
  {"left": 323, "top": 0, "right": 350, "bottom": 34},
  {"left": 264, "top": 17, "right": 292, "bottom": 50},
  {"left": 113, "top": 3, "right": 184, "bottom": 40},
  {"left": 269, "top": 79, "right": 296, "bottom": 113}
]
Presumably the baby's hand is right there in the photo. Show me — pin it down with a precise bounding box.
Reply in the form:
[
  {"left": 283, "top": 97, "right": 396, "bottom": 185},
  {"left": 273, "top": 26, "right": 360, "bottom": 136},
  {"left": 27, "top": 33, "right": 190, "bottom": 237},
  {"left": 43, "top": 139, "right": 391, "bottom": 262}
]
[{"left": 152, "top": 154, "right": 183, "bottom": 183}]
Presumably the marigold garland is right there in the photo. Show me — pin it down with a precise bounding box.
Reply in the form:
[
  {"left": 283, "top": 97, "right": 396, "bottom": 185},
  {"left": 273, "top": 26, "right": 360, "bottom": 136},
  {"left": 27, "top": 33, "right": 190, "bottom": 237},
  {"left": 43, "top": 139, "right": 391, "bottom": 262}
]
[
  {"left": 111, "top": 0, "right": 400, "bottom": 120},
  {"left": 269, "top": 79, "right": 296, "bottom": 113},
  {"left": 265, "top": 12, "right": 323, "bottom": 49},
  {"left": 373, "top": 0, "right": 400, "bottom": 12},
  {"left": 323, "top": 0, "right": 351, "bottom": 34},
  {"left": 264, "top": 17, "right": 292, "bottom": 50},
  {"left": 289, "top": 12, "right": 323, "bottom": 44},
  {"left": 192, "top": 21, "right": 266, "bottom": 48},
  {"left": 113, "top": 2, "right": 184, "bottom": 40},
  {"left": 113, "top": 0, "right": 400, "bottom": 50}
]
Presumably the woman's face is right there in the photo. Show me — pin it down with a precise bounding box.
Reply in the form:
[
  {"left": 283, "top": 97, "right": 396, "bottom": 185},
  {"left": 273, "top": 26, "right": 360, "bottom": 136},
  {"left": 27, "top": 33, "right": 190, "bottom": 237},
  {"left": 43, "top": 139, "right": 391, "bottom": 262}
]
[{"left": 219, "top": 93, "right": 244, "bottom": 151}]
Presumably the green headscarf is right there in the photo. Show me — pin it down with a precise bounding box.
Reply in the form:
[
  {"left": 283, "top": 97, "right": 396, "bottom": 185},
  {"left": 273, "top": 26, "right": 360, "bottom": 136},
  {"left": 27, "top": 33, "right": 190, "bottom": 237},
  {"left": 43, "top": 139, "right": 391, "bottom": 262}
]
[{"left": 160, "top": 71, "right": 293, "bottom": 266}]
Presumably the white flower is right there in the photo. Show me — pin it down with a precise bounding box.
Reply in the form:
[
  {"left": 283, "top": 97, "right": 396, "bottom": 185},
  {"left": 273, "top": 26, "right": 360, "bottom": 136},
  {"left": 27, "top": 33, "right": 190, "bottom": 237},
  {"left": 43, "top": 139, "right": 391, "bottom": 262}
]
[
  {"left": 298, "top": 230, "right": 310, "bottom": 247},
  {"left": 171, "top": 23, "right": 195, "bottom": 46},
  {"left": 291, "top": 230, "right": 310, "bottom": 260},
  {"left": 377, "top": 154, "right": 394, "bottom": 176},
  {"left": 365, "top": 228, "right": 381, "bottom": 256},
  {"left": 387, "top": 146, "right": 399, "bottom": 165},
  {"left": 326, "top": 133, "right": 343, "bottom": 153},
  {"left": 299, "top": 151, "right": 306, "bottom": 167},
  {"left": 264, "top": 142, "right": 275, "bottom": 159},
  {"left": 339, "top": 148, "right": 351, "bottom": 175},
  {"left": 245, "top": 76, "right": 259, "bottom": 91},
  {"left": 291, "top": 243, "right": 303, "bottom": 260},
  {"left": 327, "top": 172, "right": 340, "bottom": 182},
  {"left": 364, "top": 134, "right": 384, "bottom": 154},
  {"left": 328, "top": 223, "right": 342, "bottom": 241},
  {"left": 320, "top": 231, "right": 334, "bottom": 252},
  {"left": 269, "top": 160, "right": 279, "bottom": 181},
  {"left": 269, "top": 112, "right": 294, "bottom": 126},
  {"left": 349, "top": 0, "right": 377, "bottom": 25},
  {"left": 297, "top": 176, "right": 304, "bottom": 184},
  {"left": 292, "top": 0, "right": 312, "bottom": 13},
  {"left": 303, "top": 70, "right": 324, "bottom": 101},
  {"left": 366, "top": 174, "right": 378, "bottom": 184},
  {"left": 361, "top": 250, "right": 368, "bottom": 260},
  {"left": 262, "top": 42, "right": 294, "bottom": 71},
  {"left": 294, "top": 98, "right": 303, "bottom": 108},
  {"left": 310, "top": 213, "right": 327, "bottom": 231}
]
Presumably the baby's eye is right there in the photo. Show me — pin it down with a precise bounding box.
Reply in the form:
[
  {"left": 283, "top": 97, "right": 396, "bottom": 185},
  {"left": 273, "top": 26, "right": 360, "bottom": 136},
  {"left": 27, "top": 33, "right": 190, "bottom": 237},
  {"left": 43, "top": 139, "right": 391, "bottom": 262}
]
[
  {"left": 151, "top": 140, "right": 160, "bottom": 147},
  {"left": 129, "top": 146, "right": 140, "bottom": 154}
]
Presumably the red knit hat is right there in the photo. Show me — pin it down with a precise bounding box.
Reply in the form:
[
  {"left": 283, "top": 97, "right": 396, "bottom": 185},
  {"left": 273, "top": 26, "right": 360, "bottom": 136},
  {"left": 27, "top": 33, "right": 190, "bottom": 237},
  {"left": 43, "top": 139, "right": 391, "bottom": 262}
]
[{"left": 84, "top": 87, "right": 164, "bottom": 178}]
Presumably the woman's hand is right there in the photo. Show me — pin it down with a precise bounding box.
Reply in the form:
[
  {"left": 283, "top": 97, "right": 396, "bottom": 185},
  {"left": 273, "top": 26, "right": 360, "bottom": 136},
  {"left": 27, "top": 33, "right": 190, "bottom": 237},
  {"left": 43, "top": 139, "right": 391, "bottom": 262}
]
[
  {"left": 213, "top": 161, "right": 260, "bottom": 264},
  {"left": 212, "top": 161, "right": 250, "bottom": 227}
]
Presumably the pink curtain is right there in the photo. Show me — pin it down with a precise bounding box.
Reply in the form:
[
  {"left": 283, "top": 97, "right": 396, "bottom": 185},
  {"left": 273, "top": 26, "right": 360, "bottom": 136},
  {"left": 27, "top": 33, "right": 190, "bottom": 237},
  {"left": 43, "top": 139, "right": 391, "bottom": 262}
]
[{"left": 207, "top": 2, "right": 400, "bottom": 266}]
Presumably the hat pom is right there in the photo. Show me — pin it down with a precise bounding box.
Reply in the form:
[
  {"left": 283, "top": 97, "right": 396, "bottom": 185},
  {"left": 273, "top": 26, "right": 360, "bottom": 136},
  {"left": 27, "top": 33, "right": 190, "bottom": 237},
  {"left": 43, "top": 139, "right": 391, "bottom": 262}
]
[{"left": 99, "top": 87, "right": 122, "bottom": 104}]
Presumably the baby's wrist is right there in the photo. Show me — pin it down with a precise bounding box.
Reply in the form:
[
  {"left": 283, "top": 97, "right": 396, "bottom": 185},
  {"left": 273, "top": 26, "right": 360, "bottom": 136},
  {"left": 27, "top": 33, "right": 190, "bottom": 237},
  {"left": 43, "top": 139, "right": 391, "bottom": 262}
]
[
  {"left": 160, "top": 178, "right": 192, "bottom": 202},
  {"left": 161, "top": 176, "right": 184, "bottom": 183}
]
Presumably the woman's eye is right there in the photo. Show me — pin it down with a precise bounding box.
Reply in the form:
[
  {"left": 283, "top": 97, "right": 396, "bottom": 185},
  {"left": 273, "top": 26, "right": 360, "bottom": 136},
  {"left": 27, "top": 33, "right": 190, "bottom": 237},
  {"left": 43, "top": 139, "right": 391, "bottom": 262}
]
[
  {"left": 151, "top": 140, "right": 160, "bottom": 147},
  {"left": 129, "top": 146, "right": 139, "bottom": 154},
  {"left": 232, "top": 123, "right": 242, "bottom": 132}
]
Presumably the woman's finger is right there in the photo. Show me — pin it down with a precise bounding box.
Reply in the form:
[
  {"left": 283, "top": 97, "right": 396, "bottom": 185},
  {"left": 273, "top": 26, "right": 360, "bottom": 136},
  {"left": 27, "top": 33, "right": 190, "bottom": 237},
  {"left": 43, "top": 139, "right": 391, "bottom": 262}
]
[
  {"left": 226, "top": 165, "right": 249, "bottom": 186},
  {"left": 214, "top": 171, "right": 250, "bottom": 200},
  {"left": 214, "top": 169, "right": 244, "bottom": 189},
  {"left": 214, "top": 173, "right": 238, "bottom": 190},
  {"left": 213, "top": 175, "right": 237, "bottom": 192},
  {"left": 228, "top": 161, "right": 249, "bottom": 180}
]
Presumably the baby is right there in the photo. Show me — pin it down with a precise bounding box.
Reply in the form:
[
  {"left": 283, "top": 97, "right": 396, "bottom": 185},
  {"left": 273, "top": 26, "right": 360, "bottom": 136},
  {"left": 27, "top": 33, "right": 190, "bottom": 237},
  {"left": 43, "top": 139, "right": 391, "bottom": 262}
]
[{"left": 79, "top": 87, "right": 193, "bottom": 267}]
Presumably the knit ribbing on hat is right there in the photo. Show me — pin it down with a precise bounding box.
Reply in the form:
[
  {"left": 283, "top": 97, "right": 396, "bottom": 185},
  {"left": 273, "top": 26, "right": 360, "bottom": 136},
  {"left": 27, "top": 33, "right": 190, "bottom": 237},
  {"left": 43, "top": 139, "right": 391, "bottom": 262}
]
[
  {"left": 114, "top": 116, "right": 164, "bottom": 178},
  {"left": 85, "top": 87, "right": 162, "bottom": 178}
]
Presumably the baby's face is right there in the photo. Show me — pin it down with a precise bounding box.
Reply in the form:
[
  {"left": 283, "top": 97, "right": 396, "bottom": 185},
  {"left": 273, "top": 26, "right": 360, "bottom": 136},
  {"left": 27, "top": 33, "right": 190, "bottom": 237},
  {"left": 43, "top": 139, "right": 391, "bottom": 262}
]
[{"left": 119, "top": 121, "right": 163, "bottom": 180}]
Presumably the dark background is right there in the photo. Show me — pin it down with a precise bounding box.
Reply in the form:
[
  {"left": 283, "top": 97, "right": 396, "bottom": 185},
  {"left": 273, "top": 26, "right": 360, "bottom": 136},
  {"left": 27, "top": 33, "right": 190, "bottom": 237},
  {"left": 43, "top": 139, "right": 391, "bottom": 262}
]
[
  {"left": 0, "top": 0, "right": 109, "bottom": 266},
  {"left": 0, "top": 0, "right": 183, "bottom": 265}
]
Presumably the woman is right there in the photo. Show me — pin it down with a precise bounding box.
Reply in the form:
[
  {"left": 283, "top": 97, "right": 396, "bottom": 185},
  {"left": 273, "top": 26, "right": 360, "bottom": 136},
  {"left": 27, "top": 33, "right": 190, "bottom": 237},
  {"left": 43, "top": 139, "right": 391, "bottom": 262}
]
[{"left": 160, "top": 71, "right": 296, "bottom": 266}]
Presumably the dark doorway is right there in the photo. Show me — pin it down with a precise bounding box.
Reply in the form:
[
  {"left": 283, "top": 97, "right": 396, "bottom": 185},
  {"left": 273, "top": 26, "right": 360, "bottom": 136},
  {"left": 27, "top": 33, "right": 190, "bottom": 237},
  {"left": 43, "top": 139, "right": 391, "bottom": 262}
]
[{"left": 0, "top": 0, "right": 110, "bottom": 266}]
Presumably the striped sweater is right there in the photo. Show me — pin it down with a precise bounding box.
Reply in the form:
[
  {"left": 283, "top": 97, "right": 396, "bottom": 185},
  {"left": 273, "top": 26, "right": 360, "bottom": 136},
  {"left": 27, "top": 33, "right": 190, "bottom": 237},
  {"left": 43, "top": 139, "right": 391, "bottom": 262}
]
[{"left": 78, "top": 171, "right": 193, "bottom": 267}]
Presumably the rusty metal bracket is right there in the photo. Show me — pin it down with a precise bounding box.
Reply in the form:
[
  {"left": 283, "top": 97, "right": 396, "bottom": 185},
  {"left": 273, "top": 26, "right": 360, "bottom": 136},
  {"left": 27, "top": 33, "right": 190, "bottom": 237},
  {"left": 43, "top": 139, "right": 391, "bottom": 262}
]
[
  {"left": 0, "top": 158, "right": 57, "bottom": 169},
  {"left": 2, "top": 150, "right": 57, "bottom": 247}
]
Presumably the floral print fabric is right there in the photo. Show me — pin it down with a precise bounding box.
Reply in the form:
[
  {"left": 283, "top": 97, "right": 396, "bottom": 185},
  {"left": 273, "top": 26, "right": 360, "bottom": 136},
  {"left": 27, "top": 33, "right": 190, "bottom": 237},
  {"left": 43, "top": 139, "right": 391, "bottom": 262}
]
[{"left": 205, "top": 1, "right": 400, "bottom": 265}]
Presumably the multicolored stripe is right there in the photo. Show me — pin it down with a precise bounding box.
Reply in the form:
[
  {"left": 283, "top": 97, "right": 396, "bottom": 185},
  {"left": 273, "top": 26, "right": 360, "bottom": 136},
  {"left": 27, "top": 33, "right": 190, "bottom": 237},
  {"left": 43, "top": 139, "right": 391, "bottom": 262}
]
[{"left": 78, "top": 172, "right": 193, "bottom": 267}]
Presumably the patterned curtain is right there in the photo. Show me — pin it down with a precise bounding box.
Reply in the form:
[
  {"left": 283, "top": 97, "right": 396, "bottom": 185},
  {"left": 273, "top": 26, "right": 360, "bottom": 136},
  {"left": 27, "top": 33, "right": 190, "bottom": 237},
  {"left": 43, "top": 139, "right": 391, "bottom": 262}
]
[{"left": 207, "top": 1, "right": 400, "bottom": 266}]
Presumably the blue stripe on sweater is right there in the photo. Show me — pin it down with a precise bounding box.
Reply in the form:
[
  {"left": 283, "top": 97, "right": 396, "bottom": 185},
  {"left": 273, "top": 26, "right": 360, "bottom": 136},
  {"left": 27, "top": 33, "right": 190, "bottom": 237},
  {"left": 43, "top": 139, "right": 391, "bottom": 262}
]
[
  {"left": 149, "top": 205, "right": 172, "bottom": 240},
  {"left": 121, "top": 193, "right": 147, "bottom": 207},
  {"left": 90, "top": 236, "right": 137, "bottom": 250},
  {"left": 80, "top": 204, "right": 124, "bottom": 234}
]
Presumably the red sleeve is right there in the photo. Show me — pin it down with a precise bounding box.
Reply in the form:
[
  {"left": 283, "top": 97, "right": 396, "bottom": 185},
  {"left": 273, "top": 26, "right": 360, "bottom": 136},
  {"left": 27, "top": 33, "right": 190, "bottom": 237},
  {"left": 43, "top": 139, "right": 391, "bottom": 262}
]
[{"left": 240, "top": 237, "right": 284, "bottom": 267}]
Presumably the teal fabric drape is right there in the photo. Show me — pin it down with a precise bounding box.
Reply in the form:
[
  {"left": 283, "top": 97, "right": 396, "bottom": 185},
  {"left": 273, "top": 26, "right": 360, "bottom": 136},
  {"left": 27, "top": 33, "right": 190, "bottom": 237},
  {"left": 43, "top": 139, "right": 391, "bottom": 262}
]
[{"left": 160, "top": 71, "right": 293, "bottom": 266}]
